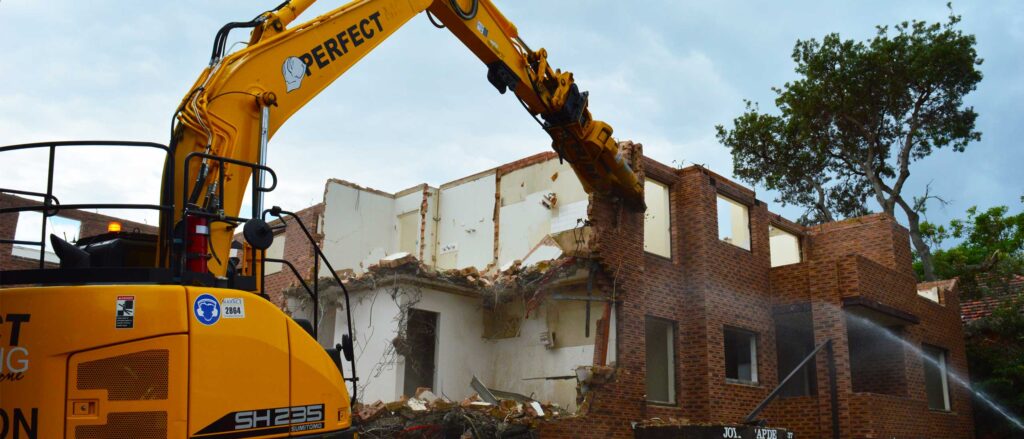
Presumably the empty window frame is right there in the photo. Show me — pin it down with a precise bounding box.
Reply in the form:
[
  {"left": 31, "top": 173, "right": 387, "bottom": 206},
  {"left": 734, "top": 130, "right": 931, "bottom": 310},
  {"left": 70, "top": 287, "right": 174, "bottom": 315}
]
[
  {"left": 645, "top": 316, "right": 676, "bottom": 403},
  {"left": 725, "top": 327, "right": 758, "bottom": 384},
  {"left": 643, "top": 179, "right": 671, "bottom": 258},
  {"left": 769, "top": 225, "right": 801, "bottom": 267},
  {"left": 922, "top": 344, "right": 951, "bottom": 411},
  {"left": 264, "top": 233, "right": 286, "bottom": 274},
  {"left": 717, "top": 195, "right": 750, "bottom": 250}
]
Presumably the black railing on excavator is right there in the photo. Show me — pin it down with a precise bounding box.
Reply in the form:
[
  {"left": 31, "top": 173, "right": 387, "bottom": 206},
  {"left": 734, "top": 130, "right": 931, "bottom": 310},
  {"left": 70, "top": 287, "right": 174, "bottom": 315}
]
[
  {"left": 178, "top": 151, "right": 278, "bottom": 288},
  {"left": 261, "top": 206, "right": 359, "bottom": 409},
  {"left": 0, "top": 140, "right": 172, "bottom": 284}
]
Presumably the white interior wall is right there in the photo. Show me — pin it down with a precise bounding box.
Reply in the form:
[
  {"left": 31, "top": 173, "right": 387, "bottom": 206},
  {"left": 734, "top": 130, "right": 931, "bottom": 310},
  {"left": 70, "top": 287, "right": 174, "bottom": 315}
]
[
  {"left": 717, "top": 194, "right": 751, "bottom": 250},
  {"left": 434, "top": 172, "right": 496, "bottom": 270},
  {"left": 322, "top": 285, "right": 599, "bottom": 409},
  {"left": 320, "top": 181, "right": 397, "bottom": 275},
  {"left": 394, "top": 188, "right": 426, "bottom": 256},
  {"left": 497, "top": 159, "right": 588, "bottom": 267},
  {"left": 265, "top": 233, "right": 286, "bottom": 274},
  {"left": 312, "top": 157, "right": 612, "bottom": 409},
  {"left": 329, "top": 286, "right": 491, "bottom": 403},
  {"left": 320, "top": 159, "right": 587, "bottom": 273},
  {"left": 408, "top": 290, "right": 492, "bottom": 401},
  {"left": 331, "top": 288, "right": 404, "bottom": 403},
  {"left": 489, "top": 303, "right": 594, "bottom": 411},
  {"left": 643, "top": 180, "right": 671, "bottom": 258}
]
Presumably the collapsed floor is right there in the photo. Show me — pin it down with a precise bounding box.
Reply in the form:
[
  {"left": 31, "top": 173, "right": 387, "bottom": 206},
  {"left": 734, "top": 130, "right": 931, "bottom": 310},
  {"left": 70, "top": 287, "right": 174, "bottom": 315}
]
[{"left": 283, "top": 250, "right": 618, "bottom": 416}]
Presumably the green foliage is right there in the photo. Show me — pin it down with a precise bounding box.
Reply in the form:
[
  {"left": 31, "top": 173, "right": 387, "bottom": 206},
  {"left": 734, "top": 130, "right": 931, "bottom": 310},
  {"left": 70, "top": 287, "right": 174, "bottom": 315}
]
[
  {"left": 965, "top": 298, "right": 1024, "bottom": 438},
  {"left": 915, "top": 204, "right": 1024, "bottom": 296},
  {"left": 716, "top": 11, "right": 982, "bottom": 230},
  {"left": 932, "top": 203, "right": 1024, "bottom": 436}
]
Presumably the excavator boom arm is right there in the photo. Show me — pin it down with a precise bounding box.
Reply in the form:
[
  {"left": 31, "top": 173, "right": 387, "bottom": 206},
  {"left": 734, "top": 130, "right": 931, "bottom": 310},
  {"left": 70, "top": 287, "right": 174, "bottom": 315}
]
[{"left": 166, "top": 0, "right": 643, "bottom": 276}]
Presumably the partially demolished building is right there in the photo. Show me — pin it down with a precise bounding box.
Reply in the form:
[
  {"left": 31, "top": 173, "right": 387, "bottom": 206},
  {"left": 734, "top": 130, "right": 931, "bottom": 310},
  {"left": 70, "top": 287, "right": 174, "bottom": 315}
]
[{"left": 265, "top": 143, "right": 973, "bottom": 438}]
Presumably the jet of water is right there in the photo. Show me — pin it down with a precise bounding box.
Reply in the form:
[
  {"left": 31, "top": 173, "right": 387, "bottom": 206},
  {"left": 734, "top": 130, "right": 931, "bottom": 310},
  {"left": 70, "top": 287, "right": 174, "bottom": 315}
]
[{"left": 843, "top": 310, "right": 1024, "bottom": 431}]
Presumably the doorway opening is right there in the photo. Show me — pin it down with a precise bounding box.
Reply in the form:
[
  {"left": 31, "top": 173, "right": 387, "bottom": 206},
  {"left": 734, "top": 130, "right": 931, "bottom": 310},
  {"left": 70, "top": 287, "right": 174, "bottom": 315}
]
[{"left": 403, "top": 308, "right": 438, "bottom": 397}]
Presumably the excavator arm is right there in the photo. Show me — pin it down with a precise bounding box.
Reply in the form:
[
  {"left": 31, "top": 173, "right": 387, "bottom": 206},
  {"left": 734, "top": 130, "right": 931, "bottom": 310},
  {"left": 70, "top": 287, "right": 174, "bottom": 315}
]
[{"left": 165, "top": 0, "right": 644, "bottom": 276}]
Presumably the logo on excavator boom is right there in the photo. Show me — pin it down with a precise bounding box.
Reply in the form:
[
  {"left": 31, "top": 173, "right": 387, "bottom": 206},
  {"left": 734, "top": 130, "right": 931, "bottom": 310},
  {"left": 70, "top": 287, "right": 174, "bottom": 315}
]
[
  {"left": 284, "top": 10, "right": 383, "bottom": 90},
  {"left": 282, "top": 57, "right": 307, "bottom": 92}
]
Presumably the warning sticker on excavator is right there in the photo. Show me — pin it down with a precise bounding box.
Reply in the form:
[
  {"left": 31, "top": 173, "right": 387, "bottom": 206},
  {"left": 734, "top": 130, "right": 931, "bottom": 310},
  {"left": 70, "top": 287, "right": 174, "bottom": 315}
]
[
  {"left": 115, "top": 296, "right": 134, "bottom": 329},
  {"left": 193, "top": 294, "right": 221, "bottom": 326}
]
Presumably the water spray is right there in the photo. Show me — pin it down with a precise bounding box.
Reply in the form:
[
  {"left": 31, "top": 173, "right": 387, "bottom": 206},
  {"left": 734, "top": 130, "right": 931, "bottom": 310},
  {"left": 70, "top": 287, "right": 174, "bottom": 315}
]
[{"left": 841, "top": 308, "right": 1024, "bottom": 431}]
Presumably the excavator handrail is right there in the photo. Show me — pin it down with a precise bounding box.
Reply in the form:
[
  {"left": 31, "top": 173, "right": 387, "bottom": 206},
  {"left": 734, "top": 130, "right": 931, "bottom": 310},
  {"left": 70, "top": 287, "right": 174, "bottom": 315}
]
[
  {"left": 0, "top": 140, "right": 173, "bottom": 271},
  {"left": 181, "top": 151, "right": 278, "bottom": 217},
  {"left": 262, "top": 206, "right": 360, "bottom": 408},
  {"left": 0, "top": 139, "right": 170, "bottom": 153}
]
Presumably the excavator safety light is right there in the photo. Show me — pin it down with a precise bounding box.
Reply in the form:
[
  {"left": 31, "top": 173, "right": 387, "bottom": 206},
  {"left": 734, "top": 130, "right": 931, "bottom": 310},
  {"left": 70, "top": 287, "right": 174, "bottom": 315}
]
[{"left": 107, "top": 221, "right": 122, "bottom": 233}]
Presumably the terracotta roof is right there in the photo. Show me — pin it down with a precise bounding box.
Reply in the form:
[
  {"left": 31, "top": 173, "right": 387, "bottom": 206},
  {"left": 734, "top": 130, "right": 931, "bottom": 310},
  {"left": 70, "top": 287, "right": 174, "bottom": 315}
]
[{"left": 958, "top": 274, "right": 1024, "bottom": 322}]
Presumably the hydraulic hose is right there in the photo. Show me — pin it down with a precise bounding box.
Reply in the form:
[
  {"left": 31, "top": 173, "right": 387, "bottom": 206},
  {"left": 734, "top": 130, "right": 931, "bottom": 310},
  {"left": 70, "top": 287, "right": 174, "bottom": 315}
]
[{"left": 449, "top": 0, "right": 478, "bottom": 20}]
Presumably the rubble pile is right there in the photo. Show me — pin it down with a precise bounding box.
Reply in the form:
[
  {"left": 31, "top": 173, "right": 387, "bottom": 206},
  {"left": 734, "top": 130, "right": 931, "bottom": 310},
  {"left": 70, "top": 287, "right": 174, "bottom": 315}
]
[
  {"left": 354, "top": 365, "right": 618, "bottom": 439},
  {"left": 282, "top": 252, "right": 590, "bottom": 307},
  {"left": 355, "top": 388, "right": 562, "bottom": 439}
]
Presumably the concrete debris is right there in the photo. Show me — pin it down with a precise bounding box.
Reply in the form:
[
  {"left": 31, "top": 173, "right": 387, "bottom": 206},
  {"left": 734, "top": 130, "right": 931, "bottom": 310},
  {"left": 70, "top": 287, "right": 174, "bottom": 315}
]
[
  {"left": 571, "top": 365, "right": 617, "bottom": 417},
  {"left": 406, "top": 397, "right": 429, "bottom": 413},
  {"left": 355, "top": 388, "right": 565, "bottom": 439},
  {"left": 541, "top": 192, "right": 557, "bottom": 209},
  {"left": 348, "top": 366, "right": 613, "bottom": 436},
  {"left": 416, "top": 387, "right": 439, "bottom": 403}
]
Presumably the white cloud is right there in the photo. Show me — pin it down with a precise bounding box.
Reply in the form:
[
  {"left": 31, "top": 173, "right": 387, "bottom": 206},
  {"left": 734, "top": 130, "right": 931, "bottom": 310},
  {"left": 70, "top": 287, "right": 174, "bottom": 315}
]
[{"left": 0, "top": 0, "right": 1020, "bottom": 234}]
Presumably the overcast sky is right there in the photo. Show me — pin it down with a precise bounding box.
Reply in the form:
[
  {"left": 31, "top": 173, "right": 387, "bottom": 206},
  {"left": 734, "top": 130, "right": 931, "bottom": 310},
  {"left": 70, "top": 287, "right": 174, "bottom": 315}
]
[{"left": 1, "top": 1, "right": 1021, "bottom": 237}]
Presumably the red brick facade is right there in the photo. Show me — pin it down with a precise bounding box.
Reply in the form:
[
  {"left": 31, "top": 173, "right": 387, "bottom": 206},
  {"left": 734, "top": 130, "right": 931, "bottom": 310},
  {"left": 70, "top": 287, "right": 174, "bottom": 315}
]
[
  {"left": 539, "top": 144, "right": 973, "bottom": 438},
  {"left": 256, "top": 203, "right": 325, "bottom": 307}
]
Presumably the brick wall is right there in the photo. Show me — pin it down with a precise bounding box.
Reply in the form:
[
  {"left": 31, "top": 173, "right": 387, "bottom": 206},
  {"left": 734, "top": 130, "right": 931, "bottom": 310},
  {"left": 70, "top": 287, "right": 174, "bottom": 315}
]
[
  {"left": 764, "top": 214, "right": 973, "bottom": 438},
  {"left": 847, "top": 323, "right": 908, "bottom": 396},
  {"left": 543, "top": 150, "right": 783, "bottom": 437},
  {"left": 539, "top": 144, "right": 972, "bottom": 438},
  {"left": 805, "top": 214, "right": 913, "bottom": 272},
  {"left": 250, "top": 203, "right": 324, "bottom": 307}
]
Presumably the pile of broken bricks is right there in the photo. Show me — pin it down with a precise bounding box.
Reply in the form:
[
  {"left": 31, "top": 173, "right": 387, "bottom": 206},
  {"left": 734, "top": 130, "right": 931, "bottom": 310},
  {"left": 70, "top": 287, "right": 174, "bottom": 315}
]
[
  {"left": 354, "top": 366, "right": 618, "bottom": 438},
  {"left": 355, "top": 388, "right": 564, "bottom": 438}
]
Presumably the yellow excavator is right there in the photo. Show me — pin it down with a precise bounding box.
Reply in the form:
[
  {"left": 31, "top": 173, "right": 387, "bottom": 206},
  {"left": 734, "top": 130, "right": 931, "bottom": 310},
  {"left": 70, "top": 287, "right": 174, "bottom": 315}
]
[{"left": 0, "top": 0, "right": 643, "bottom": 438}]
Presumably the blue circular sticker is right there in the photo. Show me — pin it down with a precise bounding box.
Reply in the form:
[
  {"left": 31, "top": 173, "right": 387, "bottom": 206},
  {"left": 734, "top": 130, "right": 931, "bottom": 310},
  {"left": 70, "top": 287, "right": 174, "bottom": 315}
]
[{"left": 193, "top": 293, "right": 221, "bottom": 326}]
